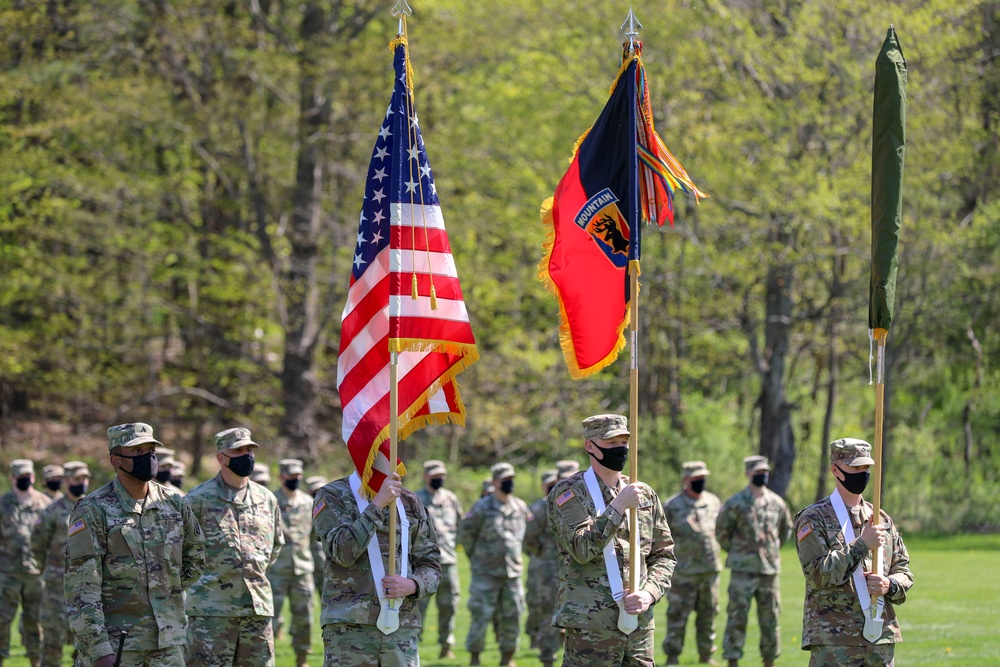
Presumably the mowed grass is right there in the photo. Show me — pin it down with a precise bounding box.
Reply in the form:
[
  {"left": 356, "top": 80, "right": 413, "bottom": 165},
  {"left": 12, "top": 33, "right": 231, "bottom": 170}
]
[{"left": 9, "top": 534, "right": 999, "bottom": 666}]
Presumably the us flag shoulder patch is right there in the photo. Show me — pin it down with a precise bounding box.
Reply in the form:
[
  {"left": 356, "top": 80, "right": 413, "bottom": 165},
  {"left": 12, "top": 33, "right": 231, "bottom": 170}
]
[
  {"left": 797, "top": 523, "right": 813, "bottom": 542},
  {"left": 555, "top": 489, "right": 575, "bottom": 507},
  {"left": 312, "top": 499, "right": 327, "bottom": 519},
  {"left": 68, "top": 519, "right": 86, "bottom": 537}
]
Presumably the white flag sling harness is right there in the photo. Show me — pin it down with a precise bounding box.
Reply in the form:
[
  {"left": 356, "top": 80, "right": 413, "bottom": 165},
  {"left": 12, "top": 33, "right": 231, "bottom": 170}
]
[
  {"left": 829, "top": 488, "right": 884, "bottom": 642},
  {"left": 350, "top": 472, "right": 410, "bottom": 635},
  {"left": 583, "top": 467, "right": 638, "bottom": 635}
]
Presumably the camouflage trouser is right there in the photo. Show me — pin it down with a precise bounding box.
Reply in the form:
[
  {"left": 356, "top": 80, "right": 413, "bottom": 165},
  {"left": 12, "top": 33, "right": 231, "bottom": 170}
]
[
  {"left": 524, "top": 562, "right": 541, "bottom": 642},
  {"left": 186, "top": 615, "right": 276, "bottom": 666},
  {"left": 322, "top": 623, "right": 419, "bottom": 667},
  {"left": 417, "top": 561, "right": 460, "bottom": 647},
  {"left": 108, "top": 646, "right": 185, "bottom": 667},
  {"left": 268, "top": 570, "right": 315, "bottom": 654},
  {"left": 808, "top": 643, "right": 895, "bottom": 667},
  {"left": 722, "top": 571, "right": 780, "bottom": 661},
  {"left": 662, "top": 571, "right": 720, "bottom": 658},
  {"left": 562, "top": 625, "right": 655, "bottom": 667},
  {"left": 0, "top": 570, "right": 43, "bottom": 660},
  {"left": 465, "top": 574, "right": 523, "bottom": 654},
  {"left": 532, "top": 566, "right": 561, "bottom": 663},
  {"left": 40, "top": 573, "right": 71, "bottom": 667}
]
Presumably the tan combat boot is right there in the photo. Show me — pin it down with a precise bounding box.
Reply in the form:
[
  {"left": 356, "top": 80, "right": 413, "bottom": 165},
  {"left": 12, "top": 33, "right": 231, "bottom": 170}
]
[
  {"left": 470, "top": 653, "right": 481, "bottom": 667},
  {"left": 440, "top": 644, "right": 456, "bottom": 659},
  {"left": 762, "top": 660, "right": 774, "bottom": 667},
  {"left": 499, "top": 650, "right": 517, "bottom": 667},
  {"left": 295, "top": 652, "right": 309, "bottom": 667},
  {"left": 728, "top": 661, "right": 739, "bottom": 667},
  {"left": 666, "top": 655, "right": 680, "bottom": 665},
  {"left": 700, "top": 655, "right": 720, "bottom": 666}
]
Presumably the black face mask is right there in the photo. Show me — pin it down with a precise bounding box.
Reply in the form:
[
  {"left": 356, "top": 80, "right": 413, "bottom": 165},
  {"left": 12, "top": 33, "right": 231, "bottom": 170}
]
[
  {"left": 226, "top": 453, "right": 255, "bottom": 478},
  {"left": 690, "top": 478, "right": 706, "bottom": 494},
  {"left": 751, "top": 472, "right": 769, "bottom": 487},
  {"left": 46, "top": 479, "right": 62, "bottom": 492},
  {"left": 499, "top": 478, "right": 515, "bottom": 494},
  {"left": 284, "top": 478, "right": 301, "bottom": 492},
  {"left": 120, "top": 451, "right": 158, "bottom": 483},
  {"left": 837, "top": 468, "right": 871, "bottom": 495},
  {"left": 15, "top": 477, "right": 32, "bottom": 491},
  {"left": 429, "top": 478, "right": 444, "bottom": 490},
  {"left": 591, "top": 443, "right": 629, "bottom": 472},
  {"left": 69, "top": 482, "right": 88, "bottom": 497},
  {"left": 155, "top": 470, "right": 173, "bottom": 484},
  {"left": 170, "top": 477, "right": 184, "bottom": 490}
]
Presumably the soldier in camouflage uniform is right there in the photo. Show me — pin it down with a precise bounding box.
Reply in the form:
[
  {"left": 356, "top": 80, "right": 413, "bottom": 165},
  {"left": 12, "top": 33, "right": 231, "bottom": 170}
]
[
  {"left": 251, "top": 463, "right": 271, "bottom": 488},
  {"left": 155, "top": 448, "right": 177, "bottom": 487},
  {"left": 169, "top": 460, "right": 187, "bottom": 494},
  {"left": 0, "top": 459, "right": 51, "bottom": 667},
  {"left": 42, "top": 464, "right": 64, "bottom": 501},
  {"left": 185, "top": 427, "right": 285, "bottom": 667},
  {"left": 33, "top": 461, "right": 90, "bottom": 667},
  {"left": 795, "top": 438, "right": 913, "bottom": 667},
  {"left": 662, "top": 461, "right": 722, "bottom": 666},
  {"left": 459, "top": 462, "right": 530, "bottom": 667},
  {"left": 415, "top": 460, "right": 463, "bottom": 659},
  {"left": 716, "top": 456, "right": 792, "bottom": 667},
  {"left": 65, "top": 423, "right": 205, "bottom": 667},
  {"left": 547, "top": 415, "right": 676, "bottom": 667},
  {"left": 305, "top": 475, "right": 329, "bottom": 598},
  {"left": 312, "top": 470, "right": 440, "bottom": 667},
  {"left": 524, "top": 460, "right": 577, "bottom": 667},
  {"left": 267, "top": 458, "right": 314, "bottom": 666}
]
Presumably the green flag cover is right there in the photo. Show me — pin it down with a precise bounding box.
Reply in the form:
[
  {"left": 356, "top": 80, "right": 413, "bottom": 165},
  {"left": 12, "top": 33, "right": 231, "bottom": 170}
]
[{"left": 869, "top": 26, "right": 907, "bottom": 332}]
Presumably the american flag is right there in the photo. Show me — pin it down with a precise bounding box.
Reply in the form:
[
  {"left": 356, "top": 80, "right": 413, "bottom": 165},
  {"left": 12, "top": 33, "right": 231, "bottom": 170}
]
[{"left": 338, "top": 38, "right": 478, "bottom": 496}]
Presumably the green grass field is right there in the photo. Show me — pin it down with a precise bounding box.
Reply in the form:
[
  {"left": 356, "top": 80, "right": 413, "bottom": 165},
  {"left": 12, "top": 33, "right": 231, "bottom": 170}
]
[{"left": 9, "top": 534, "right": 999, "bottom": 666}]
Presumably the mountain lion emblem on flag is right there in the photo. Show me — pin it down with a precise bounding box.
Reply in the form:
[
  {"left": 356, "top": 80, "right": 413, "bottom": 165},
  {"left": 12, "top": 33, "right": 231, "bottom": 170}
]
[{"left": 574, "top": 188, "right": 630, "bottom": 268}]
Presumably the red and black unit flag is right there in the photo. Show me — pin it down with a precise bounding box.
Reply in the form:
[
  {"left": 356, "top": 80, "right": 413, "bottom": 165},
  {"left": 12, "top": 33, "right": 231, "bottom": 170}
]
[
  {"left": 338, "top": 36, "right": 478, "bottom": 496},
  {"left": 539, "top": 43, "right": 707, "bottom": 379}
]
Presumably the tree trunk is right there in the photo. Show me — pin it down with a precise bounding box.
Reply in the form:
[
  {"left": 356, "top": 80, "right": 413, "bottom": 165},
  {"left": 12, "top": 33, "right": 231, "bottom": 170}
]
[{"left": 758, "top": 262, "right": 795, "bottom": 497}]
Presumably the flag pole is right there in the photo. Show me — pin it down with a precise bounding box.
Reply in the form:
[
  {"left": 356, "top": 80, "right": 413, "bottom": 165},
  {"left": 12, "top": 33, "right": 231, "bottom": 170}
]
[{"left": 623, "top": 5, "right": 642, "bottom": 631}]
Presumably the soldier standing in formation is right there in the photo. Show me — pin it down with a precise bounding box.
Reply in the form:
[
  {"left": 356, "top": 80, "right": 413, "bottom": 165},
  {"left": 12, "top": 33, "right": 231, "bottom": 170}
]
[
  {"left": 312, "top": 470, "right": 441, "bottom": 666},
  {"left": 662, "top": 461, "right": 722, "bottom": 666},
  {"left": 547, "top": 414, "right": 676, "bottom": 667},
  {"left": 155, "top": 448, "right": 177, "bottom": 488},
  {"left": 41, "top": 464, "right": 64, "bottom": 501},
  {"left": 716, "top": 455, "right": 792, "bottom": 667},
  {"left": 251, "top": 463, "right": 272, "bottom": 488},
  {"left": 795, "top": 438, "right": 913, "bottom": 666},
  {"left": 305, "top": 475, "right": 329, "bottom": 598},
  {"left": 65, "top": 423, "right": 205, "bottom": 667},
  {"left": 415, "top": 460, "right": 463, "bottom": 659},
  {"left": 523, "top": 469, "right": 558, "bottom": 654},
  {"left": 268, "top": 458, "right": 315, "bottom": 667},
  {"left": 459, "top": 462, "right": 530, "bottom": 667},
  {"left": 184, "top": 427, "right": 284, "bottom": 667},
  {"left": 170, "top": 460, "right": 187, "bottom": 493},
  {"left": 0, "top": 459, "right": 51, "bottom": 667},
  {"left": 33, "top": 461, "right": 90, "bottom": 667}
]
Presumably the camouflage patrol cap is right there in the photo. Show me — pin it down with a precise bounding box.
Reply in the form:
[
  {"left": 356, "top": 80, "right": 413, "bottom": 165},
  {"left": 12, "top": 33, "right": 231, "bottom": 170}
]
[
  {"left": 170, "top": 460, "right": 186, "bottom": 476},
  {"left": 541, "top": 469, "right": 558, "bottom": 485},
  {"left": 556, "top": 460, "right": 580, "bottom": 479},
  {"left": 107, "top": 423, "right": 161, "bottom": 452},
  {"left": 744, "top": 455, "right": 771, "bottom": 474},
  {"left": 830, "top": 438, "right": 876, "bottom": 466},
  {"left": 423, "top": 459, "right": 447, "bottom": 476},
  {"left": 10, "top": 459, "right": 34, "bottom": 477},
  {"left": 42, "top": 464, "right": 64, "bottom": 479},
  {"left": 682, "top": 460, "right": 711, "bottom": 478},
  {"left": 582, "top": 414, "right": 629, "bottom": 440},
  {"left": 491, "top": 462, "right": 515, "bottom": 480},
  {"left": 63, "top": 461, "right": 91, "bottom": 478},
  {"left": 481, "top": 479, "right": 495, "bottom": 494},
  {"left": 215, "top": 427, "right": 258, "bottom": 452},
  {"left": 156, "top": 448, "right": 176, "bottom": 468},
  {"left": 250, "top": 463, "right": 271, "bottom": 483},
  {"left": 279, "top": 458, "right": 304, "bottom": 476},
  {"left": 306, "top": 475, "right": 328, "bottom": 493}
]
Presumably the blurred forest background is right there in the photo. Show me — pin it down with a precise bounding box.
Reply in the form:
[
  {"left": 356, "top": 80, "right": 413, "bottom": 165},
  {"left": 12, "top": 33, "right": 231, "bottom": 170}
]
[{"left": 1, "top": 0, "right": 998, "bottom": 532}]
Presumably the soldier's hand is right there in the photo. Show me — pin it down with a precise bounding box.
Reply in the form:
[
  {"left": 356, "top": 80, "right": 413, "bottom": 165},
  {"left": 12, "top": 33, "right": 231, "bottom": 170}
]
[
  {"left": 864, "top": 572, "right": 890, "bottom": 596},
  {"left": 622, "top": 589, "right": 654, "bottom": 615},
  {"left": 373, "top": 474, "right": 403, "bottom": 509},
  {"left": 609, "top": 483, "right": 642, "bottom": 513},
  {"left": 94, "top": 655, "right": 116, "bottom": 667},
  {"left": 859, "top": 523, "right": 887, "bottom": 550},
  {"left": 382, "top": 574, "right": 417, "bottom": 599}
]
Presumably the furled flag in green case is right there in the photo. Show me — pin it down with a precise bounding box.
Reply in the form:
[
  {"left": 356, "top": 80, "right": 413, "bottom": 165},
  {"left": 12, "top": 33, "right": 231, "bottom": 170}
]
[{"left": 869, "top": 26, "right": 907, "bottom": 334}]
